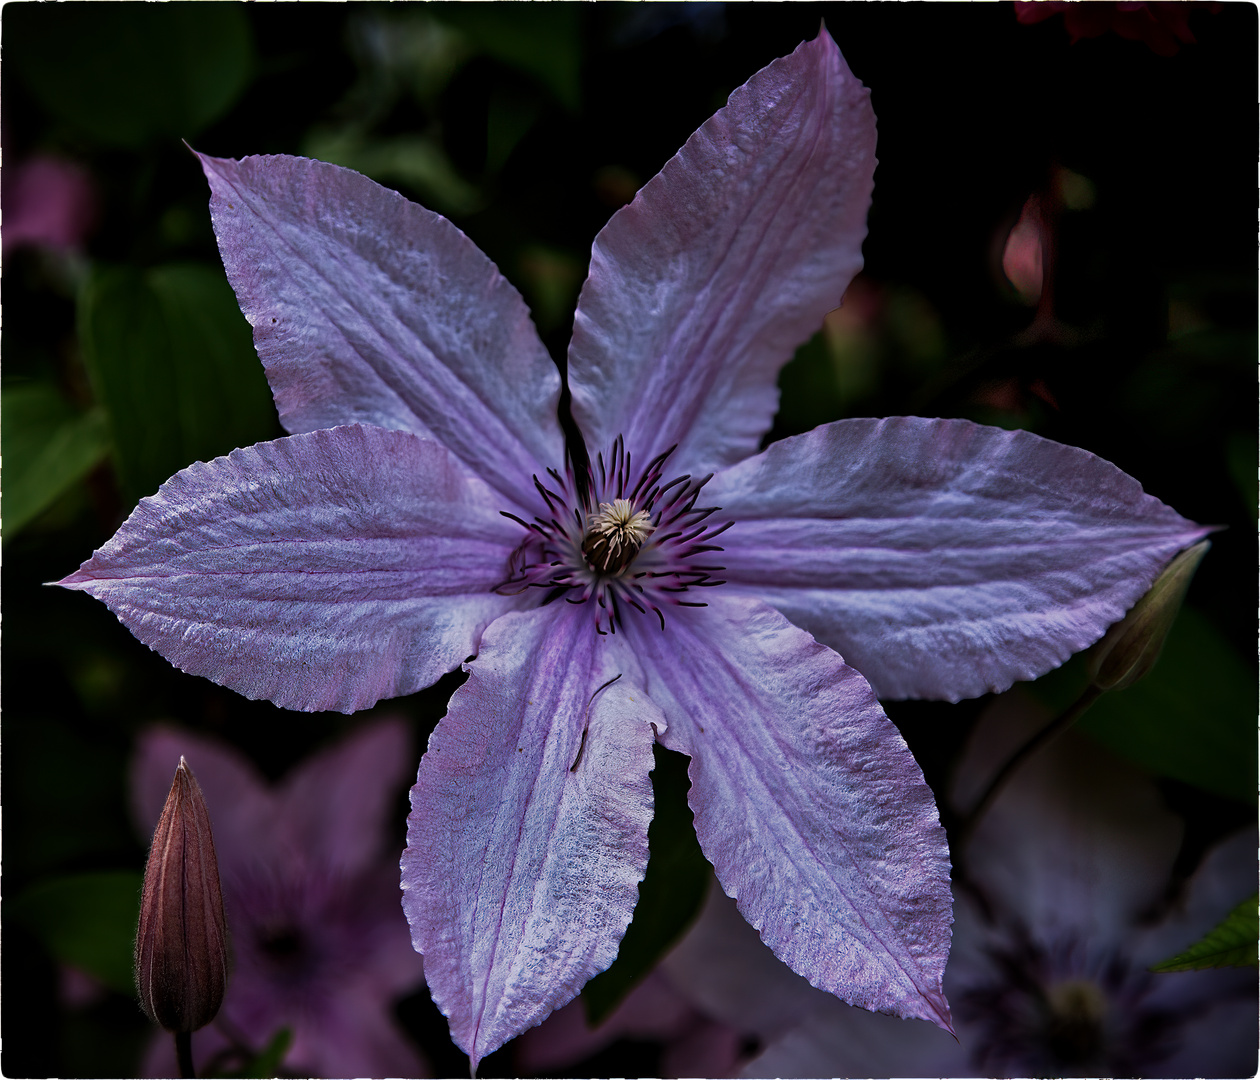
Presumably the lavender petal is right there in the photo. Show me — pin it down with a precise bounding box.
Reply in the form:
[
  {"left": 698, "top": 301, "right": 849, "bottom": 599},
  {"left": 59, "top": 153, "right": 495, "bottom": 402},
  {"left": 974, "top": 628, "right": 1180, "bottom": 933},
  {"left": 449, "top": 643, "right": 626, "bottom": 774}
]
[
  {"left": 198, "top": 152, "right": 564, "bottom": 497},
  {"left": 708, "top": 416, "right": 1212, "bottom": 701},
  {"left": 58, "top": 425, "right": 524, "bottom": 713},
  {"left": 622, "top": 594, "right": 954, "bottom": 1030},
  {"left": 402, "top": 605, "right": 659, "bottom": 1070},
  {"left": 567, "top": 29, "right": 875, "bottom": 474}
]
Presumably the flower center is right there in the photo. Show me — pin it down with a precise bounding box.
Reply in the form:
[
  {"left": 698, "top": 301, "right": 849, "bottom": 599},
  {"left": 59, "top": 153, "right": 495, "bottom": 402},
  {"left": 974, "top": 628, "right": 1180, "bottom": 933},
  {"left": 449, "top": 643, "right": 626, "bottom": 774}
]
[
  {"left": 498, "top": 436, "right": 730, "bottom": 633},
  {"left": 959, "top": 926, "right": 1181, "bottom": 1076},
  {"left": 1045, "top": 979, "right": 1108, "bottom": 1065},
  {"left": 582, "top": 499, "right": 655, "bottom": 573}
]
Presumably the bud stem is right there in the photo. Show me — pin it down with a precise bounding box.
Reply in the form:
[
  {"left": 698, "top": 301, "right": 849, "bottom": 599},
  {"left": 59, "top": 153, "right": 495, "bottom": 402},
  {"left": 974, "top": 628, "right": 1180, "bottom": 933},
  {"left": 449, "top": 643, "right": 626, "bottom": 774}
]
[{"left": 176, "top": 1031, "right": 195, "bottom": 1079}]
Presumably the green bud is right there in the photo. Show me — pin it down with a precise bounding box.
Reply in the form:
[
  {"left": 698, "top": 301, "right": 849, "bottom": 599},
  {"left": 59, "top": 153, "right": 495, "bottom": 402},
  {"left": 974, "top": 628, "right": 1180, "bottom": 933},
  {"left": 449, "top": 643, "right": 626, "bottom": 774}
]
[
  {"left": 1088, "top": 540, "right": 1210, "bottom": 692},
  {"left": 135, "top": 756, "right": 229, "bottom": 1033}
]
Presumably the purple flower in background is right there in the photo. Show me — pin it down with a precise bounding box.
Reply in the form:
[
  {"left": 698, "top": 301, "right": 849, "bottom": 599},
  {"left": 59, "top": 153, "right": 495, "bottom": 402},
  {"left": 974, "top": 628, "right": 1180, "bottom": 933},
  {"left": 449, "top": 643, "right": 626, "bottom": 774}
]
[
  {"left": 61, "top": 29, "right": 1207, "bottom": 1068},
  {"left": 518, "top": 969, "right": 746, "bottom": 1078},
  {"left": 130, "top": 720, "right": 426, "bottom": 1078},
  {"left": 673, "top": 695, "right": 1256, "bottom": 1078}
]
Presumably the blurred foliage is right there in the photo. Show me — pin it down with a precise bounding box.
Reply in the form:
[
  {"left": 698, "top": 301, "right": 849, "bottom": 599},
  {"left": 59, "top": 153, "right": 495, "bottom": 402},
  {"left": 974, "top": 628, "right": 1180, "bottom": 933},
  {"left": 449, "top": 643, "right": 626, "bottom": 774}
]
[
  {"left": 208, "top": 1027, "right": 294, "bottom": 1080},
  {"left": 1030, "top": 607, "right": 1256, "bottom": 803},
  {"left": 3, "top": 3, "right": 1254, "bottom": 1076},
  {"left": 78, "top": 263, "right": 278, "bottom": 505},
  {"left": 6, "top": 4, "right": 254, "bottom": 147},
  {"left": 1078, "top": 608, "right": 1257, "bottom": 803},
  {"left": 435, "top": 3, "right": 583, "bottom": 110},
  {"left": 1152, "top": 894, "right": 1259, "bottom": 972},
  {"left": 8, "top": 872, "right": 143, "bottom": 994},
  {"left": 2, "top": 383, "right": 109, "bottom": 538}
]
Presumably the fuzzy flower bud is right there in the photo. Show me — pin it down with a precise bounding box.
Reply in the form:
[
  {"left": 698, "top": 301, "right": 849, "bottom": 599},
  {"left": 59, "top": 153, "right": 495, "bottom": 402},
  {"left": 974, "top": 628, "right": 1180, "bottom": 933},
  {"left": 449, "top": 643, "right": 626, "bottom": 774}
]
[
  {"left": 135, "top": 756, "right": 229, "bottom": 1033},
  {"left": 1088, "top": 539, "right": 1210, "bottom": 692}
]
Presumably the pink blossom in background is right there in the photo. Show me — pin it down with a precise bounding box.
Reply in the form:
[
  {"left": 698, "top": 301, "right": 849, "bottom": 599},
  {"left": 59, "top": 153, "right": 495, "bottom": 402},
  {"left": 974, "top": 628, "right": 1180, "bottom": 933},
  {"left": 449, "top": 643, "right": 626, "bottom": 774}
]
[
  {"left": 62, "top": 27, "right": 1210, "bottom": 1070},
  {"left": 3, "top": 154, "right": 98, "bottom": 254},
  {"left": 1002, "top": 194, "right": 1046, "bottom": 304},
  {"left": 130, "top": 719, "right": 426, "bottom": 1079}
]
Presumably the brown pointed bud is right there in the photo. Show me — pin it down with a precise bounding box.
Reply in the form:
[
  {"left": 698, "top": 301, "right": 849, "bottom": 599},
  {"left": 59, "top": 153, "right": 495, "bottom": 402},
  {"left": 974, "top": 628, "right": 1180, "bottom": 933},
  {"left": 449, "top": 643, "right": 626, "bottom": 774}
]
[
  {"left": 1088, "top": 539, "right": 1210, "bottom": 693},
  {"left": 135, "top": 756, "right": 229, "bottom": 1032}
]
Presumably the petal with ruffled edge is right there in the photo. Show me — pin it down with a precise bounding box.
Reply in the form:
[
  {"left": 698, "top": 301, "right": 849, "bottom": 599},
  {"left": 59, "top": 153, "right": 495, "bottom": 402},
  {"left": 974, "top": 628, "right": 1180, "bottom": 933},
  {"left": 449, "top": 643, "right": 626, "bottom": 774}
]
[
  {"left": 198, "top": 152, "right": 564, "bottom": 499},
  {"left": 661, "top": 886, "right": 966, "bottom": 1079},
  {"left": 622, "top": 594, "right": 954, "bottom": 1031},
  {"left": 707, "top": 417, "right": 1212, "bottom": 702},
  {"left": 402, "top": 605, "right": 660, "bottom": 1070},
  {"left": 57, "top": 425, "right": 524, "bottom": 713},
  {"left": 566, "top": 29, "right": 875, "bottom": 476}
]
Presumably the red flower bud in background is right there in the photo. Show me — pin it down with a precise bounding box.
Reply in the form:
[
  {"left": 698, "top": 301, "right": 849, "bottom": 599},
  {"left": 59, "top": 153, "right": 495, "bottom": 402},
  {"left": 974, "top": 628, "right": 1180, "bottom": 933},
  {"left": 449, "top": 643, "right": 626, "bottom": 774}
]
[
  {"left": 135, "top": 756, "right": 229, "bottom": 1034},
  {"left": 1013, "top": 1, "right": 1216, "bottom": 57}
]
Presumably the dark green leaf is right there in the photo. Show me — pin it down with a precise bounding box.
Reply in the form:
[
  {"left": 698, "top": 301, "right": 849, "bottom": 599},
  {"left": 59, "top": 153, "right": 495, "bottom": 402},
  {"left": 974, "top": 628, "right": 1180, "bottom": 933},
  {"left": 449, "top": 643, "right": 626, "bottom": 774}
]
[
  {"left": 1152, "top": 894, "right": 1258, "bottom": 972},
  {"left": 1226, "top": 430, "right": 1257, "bottom": 522},
  {"left": 583, "top": 746, "right": 711, "bottom": 1024},
  {"left": 1, "top": 383, "right": 109, "bottom": 539},
  {"left": 7, "top": 4, "right": 254, "bottom": 147},
  {"left": 775, "top": 330, "right": 853, "bottom": 438},
  {"left": 1077, "top": 608, "right": 1257, "bottom": 802},
  {"left": 78, "top": 263, "right": 277, "bottom": 503},
  {"left": 433, "top": 4, "right": 582, "bottom": 110},
  {"left": 8, "top": 871, "right": 143, "bottom": 994}
]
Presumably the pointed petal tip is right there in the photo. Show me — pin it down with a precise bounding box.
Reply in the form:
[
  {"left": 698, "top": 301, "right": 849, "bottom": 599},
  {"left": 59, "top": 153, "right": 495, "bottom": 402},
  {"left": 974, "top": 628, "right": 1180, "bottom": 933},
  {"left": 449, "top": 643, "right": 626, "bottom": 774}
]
[
  {"left": 926, "top": 992, "right": 955, "bottom": 1037},
  {"left": 49, "top": 566, "right": 93, "bottom": 591}
]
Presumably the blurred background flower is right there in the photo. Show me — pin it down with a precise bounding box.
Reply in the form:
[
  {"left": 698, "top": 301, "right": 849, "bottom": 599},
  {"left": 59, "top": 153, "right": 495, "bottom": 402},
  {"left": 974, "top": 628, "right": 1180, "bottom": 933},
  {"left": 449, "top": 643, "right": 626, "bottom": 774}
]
[
  {"left": 130, "top": 719, "right": 426, "bottom": 1078},
  {"left": 4, "top": 4, "right": 1253, "bottom": 1074},
  {"left": 2, "top": 154, "right": 99, "bottom": 256},
  {"left": 655, "top": 694, "right": 1256, "bottom": 1078}
]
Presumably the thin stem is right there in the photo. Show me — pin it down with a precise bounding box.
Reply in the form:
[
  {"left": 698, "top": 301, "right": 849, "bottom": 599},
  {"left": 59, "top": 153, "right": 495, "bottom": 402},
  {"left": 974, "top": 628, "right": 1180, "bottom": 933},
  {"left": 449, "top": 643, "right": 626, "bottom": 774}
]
[
  {"left": 175, "top": 1030, "right": 195, "bottom": 1079},
  {"left": 956, "top": 684, "right": 1103, "bottom": 853}
]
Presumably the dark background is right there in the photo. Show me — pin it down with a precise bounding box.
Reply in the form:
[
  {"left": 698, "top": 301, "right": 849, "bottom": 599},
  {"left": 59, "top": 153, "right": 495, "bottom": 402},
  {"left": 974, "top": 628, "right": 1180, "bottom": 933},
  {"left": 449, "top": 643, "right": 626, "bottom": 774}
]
[{"left": 3, "top": 3, "right": 1255, "bottom": 1076}]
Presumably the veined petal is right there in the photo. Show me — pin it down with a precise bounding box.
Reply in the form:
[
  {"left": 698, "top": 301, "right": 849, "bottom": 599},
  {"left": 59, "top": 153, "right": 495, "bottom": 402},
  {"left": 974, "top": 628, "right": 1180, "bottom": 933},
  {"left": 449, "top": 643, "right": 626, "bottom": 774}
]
[
  {"left": 622, "top": 594, "right": 954, "bottom": 1030},
  {"left": 706, "top": 417, "right": 1212, "bottom": 702},
  {"left": 197, "top": 152, "right": 564, "bottom": 498},
  {"left": 57, "top": 425, "right": 524, "bottom": 713},
  {"left": 402, "top": 605, "right": 660, "bottom": 1070},
  {"left": 567, "top": 29, "right": 875, "bottom": 475}
]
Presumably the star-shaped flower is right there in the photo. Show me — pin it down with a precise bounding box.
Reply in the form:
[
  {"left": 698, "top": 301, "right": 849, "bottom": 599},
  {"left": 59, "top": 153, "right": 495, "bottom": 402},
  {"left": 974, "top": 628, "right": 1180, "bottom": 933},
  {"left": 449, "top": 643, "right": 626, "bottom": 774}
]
[
  {"left": 130, "top": 719, "right": 426, "bottom": 1078},
  {"left": 59, "top": 29, "right": 1207, "bottom": 1068}
]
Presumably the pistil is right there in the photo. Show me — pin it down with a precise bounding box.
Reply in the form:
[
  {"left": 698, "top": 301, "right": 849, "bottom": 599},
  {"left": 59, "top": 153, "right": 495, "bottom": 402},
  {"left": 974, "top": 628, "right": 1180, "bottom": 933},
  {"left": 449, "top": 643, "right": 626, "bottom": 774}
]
[
  {"left": 497, "top": 437, "right": 731, "bottom": 632},
  {"left": 582, "top": 499, "right": 655, "bottom": 573}
]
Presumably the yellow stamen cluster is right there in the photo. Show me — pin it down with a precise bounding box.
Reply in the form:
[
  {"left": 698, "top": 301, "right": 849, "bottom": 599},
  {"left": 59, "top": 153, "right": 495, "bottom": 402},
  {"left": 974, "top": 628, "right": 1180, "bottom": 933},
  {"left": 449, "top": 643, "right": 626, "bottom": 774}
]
[{"left": 582, "top": 499, "right": 655, "bottom": 574}]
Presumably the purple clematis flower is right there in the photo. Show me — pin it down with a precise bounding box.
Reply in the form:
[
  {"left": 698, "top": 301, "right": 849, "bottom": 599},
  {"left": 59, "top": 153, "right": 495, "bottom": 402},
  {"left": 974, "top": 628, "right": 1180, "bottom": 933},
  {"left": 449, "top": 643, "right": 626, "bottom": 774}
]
[
  {"left": 130, "top": 719, "right": 427, "bottom": 1079},
  {"left": 59, "top": 29, "right": 1208, "bottom": 1068}
]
